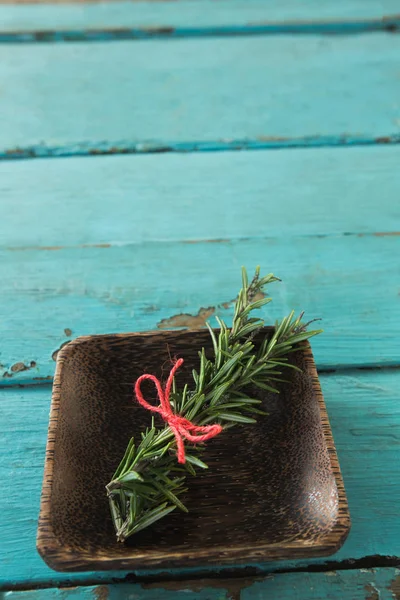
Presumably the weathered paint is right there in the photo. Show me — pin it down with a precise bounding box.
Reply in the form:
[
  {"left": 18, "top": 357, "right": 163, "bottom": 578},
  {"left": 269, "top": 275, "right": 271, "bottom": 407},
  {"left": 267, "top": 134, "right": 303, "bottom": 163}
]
[
  {"left": 1, "top": 233, "right": 400, "bottom": 384},
  {"left": 157, "top": 307, "right": 216, "bottom": 329},
  {"left": 1, "top": 361, "right": 36, "bottom": 379},
  {"left": 1, "top": 34, "right": 400, "bottom": 154},
  {"left": 1, "top": 0, "right": 400, "bottom": 34},
  {"left": 1, "top": 371, "right": 399, "bottom": 587},
  {"left": 1, "top": 146, "right": 399, "bottom": 383},
  {"left": 1, "top": 145, "right": 400, "bottom": 382}
]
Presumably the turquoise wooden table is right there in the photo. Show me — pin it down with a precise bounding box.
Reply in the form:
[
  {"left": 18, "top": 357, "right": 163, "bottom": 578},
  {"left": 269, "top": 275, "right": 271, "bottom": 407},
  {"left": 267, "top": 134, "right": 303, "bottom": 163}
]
[{"left": 1, "top": 0, "right": 400, "bottom": 597}]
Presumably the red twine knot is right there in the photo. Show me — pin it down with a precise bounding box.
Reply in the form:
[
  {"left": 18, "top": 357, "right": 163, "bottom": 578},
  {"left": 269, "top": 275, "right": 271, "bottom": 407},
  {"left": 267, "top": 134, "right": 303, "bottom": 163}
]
[{"left": 134, "top": 358, "right": 222, "bottom": 464}]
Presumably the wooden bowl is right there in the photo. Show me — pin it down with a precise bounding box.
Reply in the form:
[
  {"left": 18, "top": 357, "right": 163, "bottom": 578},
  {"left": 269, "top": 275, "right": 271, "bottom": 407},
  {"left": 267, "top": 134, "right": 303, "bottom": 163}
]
[{"left": 37, "top": 328, "right": 350, "bottom": 572}]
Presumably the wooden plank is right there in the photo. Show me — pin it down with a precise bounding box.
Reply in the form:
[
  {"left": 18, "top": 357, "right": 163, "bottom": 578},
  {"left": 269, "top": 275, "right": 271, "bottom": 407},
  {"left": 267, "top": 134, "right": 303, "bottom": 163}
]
[
  {"left": 3, "top": 569, "right": 400, "bottom": 599},
  {"left": 1, "top": 371, "right": 399, "bottom": 587},
  {"left": 1, "top": 233, "right": 399, "bottom": 384},
  {"left": 1, "top": 34, "right": 400, "bottom": 156},
  {"left": 1, "top": 0, "right": 400, "bottom": 33},
  {"left": 2, "top": 147, "right": 400, "bottom": 248},
  {"left": 2, "top": 146, "right": 400, "bottom": 382}
]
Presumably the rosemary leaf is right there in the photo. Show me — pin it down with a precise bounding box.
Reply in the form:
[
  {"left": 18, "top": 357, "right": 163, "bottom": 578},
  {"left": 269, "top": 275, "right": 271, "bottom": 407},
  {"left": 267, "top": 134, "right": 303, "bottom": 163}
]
[
  {"left": 125, "top": 504, "right": 177, "bottom": 538},
  {"left": 185, "top": 454, "right": 209, "bottom": 469},
  {"left": 217, "top": 413, "right": 257, "bottom": 424}
]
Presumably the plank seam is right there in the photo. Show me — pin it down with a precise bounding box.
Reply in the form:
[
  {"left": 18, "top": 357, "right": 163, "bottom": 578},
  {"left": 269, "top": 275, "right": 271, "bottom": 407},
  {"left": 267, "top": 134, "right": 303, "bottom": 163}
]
[
  {"left": 2, "top": 134, "right": 400, "bottom": 161},
  {"left": 4, "top": 230, "right": 400, "bottom": 252},
  {"left": 1, "top": 556, "right": 399, "bottom": 593},
  {"left": 1, "top": 17, "right": 400, "bottom": 43},
  {"left": 2, "top": 363, "right": 400, "bottom": 390}
]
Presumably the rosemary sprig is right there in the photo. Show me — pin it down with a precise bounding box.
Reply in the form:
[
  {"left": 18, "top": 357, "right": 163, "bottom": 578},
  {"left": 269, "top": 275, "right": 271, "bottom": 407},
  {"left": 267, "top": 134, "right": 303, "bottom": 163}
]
[{"left": 107, "top": 267, "right": 322, "bottom": 541}]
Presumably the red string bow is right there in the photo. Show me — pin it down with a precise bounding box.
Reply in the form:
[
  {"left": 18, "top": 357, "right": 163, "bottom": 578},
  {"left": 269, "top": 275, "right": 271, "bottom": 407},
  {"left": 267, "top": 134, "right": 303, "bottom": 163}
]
[{"left": 134, "top": 358, "right": 222, "bottom": 464}]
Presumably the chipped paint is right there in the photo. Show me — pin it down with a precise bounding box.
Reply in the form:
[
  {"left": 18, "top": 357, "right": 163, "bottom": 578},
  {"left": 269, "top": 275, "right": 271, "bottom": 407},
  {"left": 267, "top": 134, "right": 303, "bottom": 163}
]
[
  {"left": 218, "top": 297, "right": 236, "bottom": 310},
  {"left": 88, "top": 144, "right": 173, "bottom": 156},
  {"left": 93, "top": 585, "right": 109, "bottom": 600},
  {"left": 373, "top": 232, "right": 400, "bottom": 237},
  {"left": 365, "top": 582, "right": 381, "bottom": 600},
  {"left": 143, "top": 576, "right": 258, "bottom": 600},
  {"left": 253, "top": 291, "right": 266, "bottom": 302},
  {"left": 8, "top": 243, "right": 111, "bottom": 251},
  {"left": 183, "top": 238, "right": 231, "bottom": 244},
  {"left": 390, "top": 573, "right": 400, "bottom": 600},
  {"left": 221, "top": 301, "right": 232, "bottom": 309},
  {"left": 361, "top": 568, "right": 375, "bottom": 573},
  {"left": 256, "top": 135, "right": 287, "bottom": 142},
  {"left": 2, "top": 360, "right": 37, "bottom": 377},
  {"left": 4, "top": 147, "right": 35, "bottom": 158},
  {"left": 2, "top": 134, "right": 400, "bottom": 162},
  {"left": 157, "top": 307, "right": 215, "bottom": 329},
  {"left": 10, "top": 361, "right": 36, "bottom": 373},
  {"left": 156, "top": 291, "right": 265, "bottom": 330},
  {"left": 31, "top": 245, "right": 63, "bottom": 251}
]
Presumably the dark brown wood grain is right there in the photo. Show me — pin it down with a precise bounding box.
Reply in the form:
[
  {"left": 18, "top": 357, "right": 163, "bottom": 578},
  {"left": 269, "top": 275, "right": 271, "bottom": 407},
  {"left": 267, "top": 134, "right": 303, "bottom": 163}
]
[{"left": 37, "top": 329, "right": 350, "bottom": 572}]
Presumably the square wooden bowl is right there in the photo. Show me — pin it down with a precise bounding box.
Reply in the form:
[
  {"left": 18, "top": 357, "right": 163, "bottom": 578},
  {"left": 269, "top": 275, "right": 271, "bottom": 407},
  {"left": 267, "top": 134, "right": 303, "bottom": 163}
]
[{"left": 37, "top": 329, "right": 350, "bottom": 572}]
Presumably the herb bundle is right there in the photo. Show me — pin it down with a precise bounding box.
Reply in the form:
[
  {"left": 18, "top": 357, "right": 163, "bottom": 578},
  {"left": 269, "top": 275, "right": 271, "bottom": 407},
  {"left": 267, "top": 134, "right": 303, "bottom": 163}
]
[{"left": 107, "top": 267, "right": 321, "bottom": 542}]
